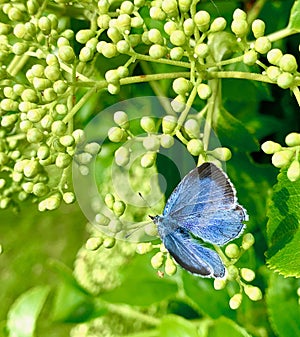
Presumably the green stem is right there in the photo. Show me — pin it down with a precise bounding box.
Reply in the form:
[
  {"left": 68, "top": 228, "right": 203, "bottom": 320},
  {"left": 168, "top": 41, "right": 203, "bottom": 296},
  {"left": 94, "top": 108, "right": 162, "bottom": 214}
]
[
  {"left": 292, "top": 86, "right": 300, "bottom": 107},
  {"left": 202, "top": 79, "right": 220, "bottom": 151},
  {"left": 266, "top": 27, "right": 299, "bottom": 42},
  {"left": 120, "top": 72, "right": 191, "bottom": 85},
  {"left": 247, "top": 0, "right": 267, "bottom": 23},
  {"left": 205, "top": 55, "right": 244, "bottom": 69},
  {"left": 208, "top": 71, "right": 273, "bottom": 83}
]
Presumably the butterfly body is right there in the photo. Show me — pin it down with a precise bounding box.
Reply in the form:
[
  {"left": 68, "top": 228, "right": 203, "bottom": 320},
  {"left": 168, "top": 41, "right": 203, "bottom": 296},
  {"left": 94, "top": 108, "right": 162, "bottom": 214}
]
[{"left": 151, "top": 162, "right": 248, "bottom": 278}]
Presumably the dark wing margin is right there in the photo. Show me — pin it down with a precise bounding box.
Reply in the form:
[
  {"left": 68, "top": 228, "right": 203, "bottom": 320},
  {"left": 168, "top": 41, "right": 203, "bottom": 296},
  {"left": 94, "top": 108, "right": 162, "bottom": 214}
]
[{"left": 163, "top": 228, "right": 225, "bottom": 278}]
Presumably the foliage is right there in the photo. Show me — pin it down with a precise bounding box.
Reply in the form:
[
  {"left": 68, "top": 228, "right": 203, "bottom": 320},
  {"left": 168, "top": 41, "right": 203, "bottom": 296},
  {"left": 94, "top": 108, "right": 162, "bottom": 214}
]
[{"left": 0, "top": 0, "right": 300, "bottom": 336}]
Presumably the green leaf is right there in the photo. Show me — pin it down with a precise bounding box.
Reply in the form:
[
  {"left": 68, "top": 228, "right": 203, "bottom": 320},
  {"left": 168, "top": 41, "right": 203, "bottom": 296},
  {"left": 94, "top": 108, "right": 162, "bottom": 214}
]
[
  {"left": 7, "top": 286, "right": 50, "bottom": 337},
  {"left": 215, "top": 107, "right": 259, "bottom": 152},
  {"left": 266, "top": 273, "right": 300, "bottom": 337},
  {"left": 266, "top": 169, "right": 300, "bottom": 277},
  {"left": 288, "top": 0, "right": 300, "bottom": 30},
  {"left": 159, "top": 314, "right": 199, "bottom": 337},
  {"left": 207, "top": 317, "right": 252, "bottom": 337},
  {"left": 101, "top": 254, "right": 178, "bottom": 306}
]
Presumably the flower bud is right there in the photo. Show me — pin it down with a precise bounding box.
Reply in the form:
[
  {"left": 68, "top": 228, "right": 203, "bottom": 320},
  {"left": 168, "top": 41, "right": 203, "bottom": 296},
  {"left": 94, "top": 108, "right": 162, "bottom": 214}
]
[
  {"left": 279, "top": 54, "right": 298, "bottom": 73},
  {"left": 136, "top": 242, "right": 153, "bottom": 254},
  {"left": 62, "top": 192, "right": 75, "bottom": 204},
  {"left": 171, "top": 95, "right": 185, "bottom": 112},
  {"left": 108, "top": 127, "right": 126, "bottom": 142},
  {"left": 8, "top": 7, "right": 24, "bottom": 21},
  {"left": 183, "top": 18, "right": 195, "bottom": 36},
  {"left": 108, "top": 219, "right": 122, "bottom": 233},
  {"left": 37, "top": 145, "right": 50, "bottom": 160},
  {"left": 1, "top": 114, "right": 18, "bottom": 127},
  {"left": 113, "top": 200, "right": 126, "bottom": 216},
  {"left": 84, "top": 142, "right": 101, "bottom": 155},
  {"left": 149, "top": 6, "right": 166, "bottom": 21},
  {"left": 51, "top": 120, "right": 67, "bottom": 136},
  {"left": 194, "top": 43, "right": 209, "bottom": 58},
  {"left": 227, "top": 265, "right": 239, "bottom": 280},
  {"left": 76, "top": 29, "right": 94, "bottom": 44},
  {"left": 148, "top": 28, "right": 163, "bottom": 44},
  {"left": 266, "top": 66, "right": 281, "bottom": 82},
  {"left": 33, "top": 78, "right": 51, "bottom": 91},
  {"left": 172, "top": 77, "right": 191, "bottom": 95},
  {"left": 0, "top": 179, "right": 6, "bottom": 189},
  {"left": 231, "top": 19, "right": 248, "bottom": 37},
  {"left": 72, "top": 129, "right": 86, "bottom": 144},
  {"left": 105, "top": 193, "right": 115, "bottom": 209},
  {"left": 165, "top": 256, "right": 177, "bottom": 275},
  {"left": 44, "top": 193, "right": 62, "bottom": 210},
  {"left": 271, "top": 150, "right": 293, "bottom": 168},
  {"left": 160, "top": 134, "right": 174, "bottom": 148},
  {"left": 184, "top": 119, "right": 199, "bottom": 138},
  {"left": 243, "top": 50, "right": 258, "bottom": 66},
  {"left": 287, "top": 160, "right": 300, "bottom": 182},
  {"left": 116, "top": 40, "right": 130, "bottom": 54},
  {"left": 229, "top": 293, "right": 242, "bottom": 310},
  {"left": 59, "top": 135, "right": 75, "bottom": 147},
  {"left": 210, "top": 17, "right": 227, "bottom": 32},
  {"left": 56, "top": 153, "right": 72, "bottom": 168},
  {"left": 140, "top": 116, "right": 156, "bottom": 133},
  {"left": 79, "top": 47, "right": 94, "bottom": 62},
  {"left": 33, "top": 182, "right": 49, "bottom": 197},
  {"left": 225, "top": 243, "right": 240, "bottom": 258},
  {"left": 12, "top": 42, "right": 28, "bottom": 55},
  {"left": 149, "top": 44, "right": 167, "bottom": 59},
  {"left": 115, "top": 146, "right": 130, "bottom": 166},
  {"left": 170, "top": 47, "right": 184, "bottom": 60},
  {"left": 97, "top": 14, "right": 110, "bottom": 29},
  {"left": 162, "top": 0, "right": 178, "bottom": 17},
  {"left": 194, "top": 11, "right": 210, "bottom": 31},
  {"left": 107, "top": 83, "right": 120, "bottom": 95},
  {"left": 23, "top": 160, "right": 40, "bottom": 178},
  {"left": 267, "top": 48, "right": 283, "bottom": 66},
  {"left": 141, "top": 152, "right": 156, "bottom": 168},
  {"left": 58, "top": 45, "right": 75, "bottom": 64},
  {"left": 162, "top": 115, "right": 177, "bottom": 134},
  {"left": 209, "top": 147, "right": 232, "bottom": 161},
  {"left": 27, "top": 128, "right": 44, "bottom": 143},
  {"left": 254, "top": 37, "right": 272, "bottom": 54},
  {"left": 164, "top": 22, "right": 177, "bottom": 35},
  {"left": 242, "top": 233, "right": 255, "bottom": 250},
  {"left": 105, "top": 69, "right": 119, "bottom": 84},
  {"left": 261, "top": 140, "right": 281, "bottom": 154},
  {"left": 114, "top": 111, "right": 129, "bottom": 129},
  {"left": 22, "top": 182, "right": 34, "bottom": 193},
  {"left": 143, "top": 136, "right": 160, "bottom": 151},
  {"left": 214, "top": 278, "right": 227, "bottom": 290},
  {"left": 86, "top": 237, "right": 103, "bottom": 251},
  {"left": 40, "top": 115, "right": 53, "bottom": 130},
  {"left": 38, "top": 16, "right": 51, "bottom": 35},
  {"left": 76, "top": 152, "right": 93, "bottom": 165},
  {"left": 151, "top": 252, "right": 164, "bottom": 269},
  {"left": 240, "top": 268, "right": 256, "bottom": 282},
  {"left": 233, "top": 8, "right": 247, "bottom": 20},
  {"left": 187, "top": 139, "right": 203, "bottom": 156},
  {"left": 53, "top": 80, "right": 68, "bottom": 94},
  {"left": 197, "top": 83, "right": 212, "bottom": 100},
  {"left": 103, "top": 237, "right": 115, "bottom": 248},
  {"left": 102, "top": 43, "right": 118, "bottom": 58},
  {"left": 244, "top": 285, "right": 262, "bottom": 301},
  {"left": 251, "top": 19, "right": 265, "bottom": 38},
  {"left": 285, "top": 132, "right": 300, "bottom": 146},
  {"left": 170, "top": 30, "right": 186, "bottom": 46}
]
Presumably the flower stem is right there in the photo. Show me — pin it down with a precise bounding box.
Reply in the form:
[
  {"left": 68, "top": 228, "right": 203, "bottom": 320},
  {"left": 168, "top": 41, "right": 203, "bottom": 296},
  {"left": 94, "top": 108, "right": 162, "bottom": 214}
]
[{"left": 292, "top": 86, "right": 300, "bottom": 107}]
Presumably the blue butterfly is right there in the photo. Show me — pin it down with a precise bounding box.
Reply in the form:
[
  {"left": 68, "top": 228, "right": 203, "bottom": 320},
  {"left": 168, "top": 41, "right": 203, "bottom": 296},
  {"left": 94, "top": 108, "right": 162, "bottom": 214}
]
[{"left": 151, "top": 162, "right": 248, "bottom": 278}]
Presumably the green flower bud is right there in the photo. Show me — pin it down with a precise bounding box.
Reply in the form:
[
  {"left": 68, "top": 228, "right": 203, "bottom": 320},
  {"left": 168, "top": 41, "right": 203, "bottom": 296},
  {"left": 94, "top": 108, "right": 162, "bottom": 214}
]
[
  {"left": 287, "top": 160, "right": 300, "bottom": 182},
  {"left": 37, "top": 145, "right": 50, "bottom": 160},
  {"left": 22, "top": 181, "right": 34, "bottom": 193},
  {"left": 59, "top": 135, "right": 75, "bottom": 147},
  {"left": 194, "top": 43, "right": 209, "bottom": 58},
  {"left": 107, "top": 27, "right": 122, "bottom": 44},
  {"left": 233, "top": 8, "right": 247, "bottom": 20},
  {"left": 55, "top": 104, "right": 67, "bottom": 116},
  {"left": 266, "top": 66, "right": 281, "bottom": 82},
  {"left": 79, "top": 46, "right": 94, "bottom": 62},
  {"left": 44, "top": 65, "right": 60, "bottom": 81},
  {"left": 25, "top": 21, "right": 36, "bottom": 37},
  {"left": 197, "top": 83, "right": 212, "bottom": 100},
  {"left": 44, "top": 193, "right": 62, "bottom": 211},
  {"left": 27, "top": 128, "right": 44, "bottom": 143},
  {"left": 79, "top": 165, "right": 89, "bottom": 175},
  {"left": 131, "top": 16, "right": 144, "bottom": 28},
  {"left": 242, "top": 233, "right": 255, "bottom": 250},
  {"left": 95, "top": 212, "right": 110, "bottom": 225},
  {"left": 26, "top": 108, "right": 45, "bottom": 123},
  {"left": 164, "top": 21, "right": 177, "bottom": 35},
  {"left": 141, "top": 152, "right": 156, "bottom": 168},
  {"left": 0, "top": 179, "right": 6, "bottom": 189},
  {"left": 40, "top": 115, "right": 53, "bottom": 130},
  {"left": 194, "top": 11, "right": 210, "bottom": 31},
  {"left": 108, "top": 127, "right": 126, "bottom": 142},
  {"left": 183, "top": 18, "right": 195, "bottom": 36},
  {"left": 184, "top": 119, "right": 199, "bottom": 138},
  {"left": 244, "top": 285, "right": 262, "bottom": 301},
  {"left": 72, "top": 129, "right": 86, "bottom": 145},
  {"left": 231, "top": 19, "right": 248, "bottom": 37},
  {"left": 107, "top": 83, "right": 120, "bottom": 95},
  {"left": 1, "top": 114, "right": 18, "bottom": 127},
  {"left": 12, "top": 42, "right": 28, "bottom": 55},
  {"left": 277, "top": 72, "right": 294, "bottom": 89},
  {"left": 129, "top": 34, "right": 141, "bottom": 47},
  {"left": 105, "top": 193, "right": 115, "bottom": 209},
  {"left": 187, "top": 139, "right": 203, "bottom": 156},
  {"left": 33, "top": 78, "right": 51, "bottom": 91},
  {"left": 21, "top": 89, "right": 38, "bottom": 103},
  {"left": 172, "top": 77, "right": 191, "bottom": 95},
  {"left": 103, "top": 237, "right": 116, "bottom": 248},
  {"left": 149, "top": 7, "right": 166, "bottom": 21},
  {"left": 285, "top": 132, "right": 300, "bottom": 146},
  {"left": 148, "top": 28, "right": 163, "bottom": 44},
  {"left": 143, "top": 135, "right": 160, "bottom": 151},
  {"left": 225, "top": 243, "right": 240, "bottom": 258},
  {"left": 43, "top": 88, "right": 57, "bottom": 102},
  {"left": 98, "top": 0, "right": 109, "bottom": 13},
  {"left": 84, "top": 143, "right": 101, "bottom": 155},
  {"left": 76, "top": 152, "right": 93, "bottom": 165},
  {"left": 267, "top": 48, "right": 283, "bottom": 66},
  {"left": 171, "top": 95, "right": 185, "bottom": 112},
  {"left": 140, "top": 116, "right": 156, "bottom": 133},
  {"left": 240, "top": 268, "right": 256, "bottom": 282},
  {"left": 57, "top": 37, "right": 70, "bottom": 48},
  {"left": 261, "top": 140, "right": 281, "bottom": 154},
  {"left": 8, "top": 7, "right": 24, "bottom": 21},
  {"left": 278, "top": 54, "right": 298, "bottom": 73},
  {"left": 0, "top": 152, "right": 9, "bottom": 166},
  {"left": 141, "top": 31, "right": 151, "bottom": 45},
  {"left": 117, "top": 14, "right": 131, "bottom": 33},
  {"left": 149, "top": 44, "right": 167, "bottom": 59},
  {"left": 120, "top": 0, "right": 134, "bottom": 14},
  {"left": 3, "top": 87, "right": 16, "bottom": 99},
  {"left": 63, "top": 192, "right": 76, "bottom": 204},
  {"left": 254, "top": 36, "right": 272, "bottom": 54},
  {"left": 162, "top": 115, "right": 177, "bottom": 134},
  {"left": 170, "top": 47, "right": 184, "bottom": 60},
  {"left": 115, "top": 146, "right": 130, "bottom": 166},
  {"left": 76, "top": 29, "right": 94, "bottom": 44},
  {"left": 86, "top": 237, "right": 103, "bottom": 251},
  {"left": 105, "top": 69, "right": 119, "bottom": 84},
  {"left": 136, "top": 242, "right": 153, "bottom": 254},
  {"left": 151, "top": 252, "right": 164, "bottom": 269},
  {"left": 0, "top": 197, "right": 10, "bottom": 209},
  {"left": 170, "top": 30, "right": 186, "bottom": 46},
  {"left": 23, "top": 160, "right": 40, "bottom": 178},
  {"left": 116, "top": 40, "right": 131, "bottom": 54},
  {"left": 243, "top": 50, "right": 258, "bottom": 66},
  {"left": 227, "top": 265, "right": 239, "bottom": 280},
  {"left": 56, "top": 153, "right": 71, "bottom": 168},
  {"left": 114, "top": 111, "right": 129, "bottom": 129},
  {"left": 12, "top": 171, "right": 23, "bottom": 182},
  {"left": 162, "top": 0, "right": 178, "bottom": 17},
  {"left": 97, "top": 14, "right": 110, "bottom": 29},
  {"left": 251, "top": 19, "right": 265, "bottom": 38},
  {"left": 209, "top": 147, "right": 232, "bottom": 161},
  {"left": 178, "top": 0, "right": 192, "bottom": 12},
  {"left": 272, "top": 150, "right": 293, "bottom": 168},
  {"left": 38, "top": 17, "right": 51, "bottom": 35},
  {"left": 210, "top": 17, "right": 227, "bottom": 32},
  {"left": 160, "top": 134, "right": 174, "bottom": 148},
  {"left": 214, "top": 278, "right": 227, "bottom": 290},
  {"left": 117, "top": 66, "right": 129, "bottom": 78},
  {"left": 53, "top": 80, "right": 68, "bottom": 94},
  {"left": 229, "top": 293, "right": 242, "bottom": 310},
  {"left": 0, "top": 23, "right": 12, "bottom": 35},
  {"left": 113, "top": 200, "right": 126, "bottom": 216},
  {"left": 33, "top": 182, "right": 49, "bottom": 197},
  {"left": 58, "top": 45, "right": 75, "bottom": 64},
  {"left": 32, "top": 64, "right": 45, "bottom": 78},
  {"left": 51, "top": 121, "right": 67, "bottom": 136},
  {"left": 14, "top": 159, "right": 29, "bottom": 173},
  {"left": 165, "top": 256, "right": 177, "bottom": 275}
]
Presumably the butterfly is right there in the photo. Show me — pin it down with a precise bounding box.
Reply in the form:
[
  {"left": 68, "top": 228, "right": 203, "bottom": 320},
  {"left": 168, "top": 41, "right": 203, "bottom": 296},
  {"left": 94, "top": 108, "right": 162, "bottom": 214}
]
[{"left": 150, "top": 162, "right": 248, "bottom": 278}]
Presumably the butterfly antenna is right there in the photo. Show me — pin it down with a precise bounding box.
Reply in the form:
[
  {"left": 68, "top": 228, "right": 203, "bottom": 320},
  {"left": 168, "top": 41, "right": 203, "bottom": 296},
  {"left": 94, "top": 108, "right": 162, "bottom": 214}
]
[{"left": 138, "top": 192, "right": 156, "bottom": 220}]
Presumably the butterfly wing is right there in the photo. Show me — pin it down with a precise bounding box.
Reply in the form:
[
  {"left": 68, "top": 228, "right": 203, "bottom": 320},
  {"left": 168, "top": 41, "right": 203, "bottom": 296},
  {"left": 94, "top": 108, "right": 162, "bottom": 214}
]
[
  {"left": 163, "top": 162, "right": 247, "bottom": 246},
  {"left": 163, "top": 227, "right": 225, "bottom": 278}
]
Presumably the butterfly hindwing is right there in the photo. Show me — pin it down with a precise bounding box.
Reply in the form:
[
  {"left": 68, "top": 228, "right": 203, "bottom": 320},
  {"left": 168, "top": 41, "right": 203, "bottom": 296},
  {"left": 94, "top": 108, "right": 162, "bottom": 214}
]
[{"left": 163, "top": 227, "right": 225, "bottom": 278}]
